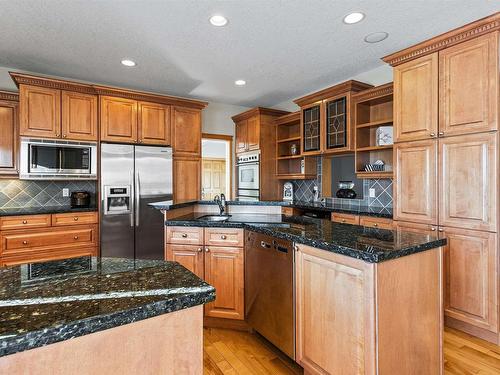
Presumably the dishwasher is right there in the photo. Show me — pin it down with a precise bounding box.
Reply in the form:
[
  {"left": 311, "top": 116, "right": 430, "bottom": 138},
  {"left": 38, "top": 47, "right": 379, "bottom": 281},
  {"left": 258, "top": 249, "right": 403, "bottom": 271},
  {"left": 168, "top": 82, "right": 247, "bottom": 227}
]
[{"left": 245, "top": 230, "right": 295, "bottom": 359}]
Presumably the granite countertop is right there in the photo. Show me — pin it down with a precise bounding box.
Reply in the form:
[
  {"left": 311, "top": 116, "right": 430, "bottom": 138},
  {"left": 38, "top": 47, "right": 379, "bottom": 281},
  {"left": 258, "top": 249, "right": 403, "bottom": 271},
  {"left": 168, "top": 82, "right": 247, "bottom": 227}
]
[
  {"left": 0, "top": 256, "right": 215, "bottom": 357},
  {"left": 149, "top": 200, "right": 392, "bottom": 218},
  {"left": 0, "top": 206, "right": 98, "bottom": 217},
  {"left": 165, "top": 213, "right": 445, "bottom": 263}
]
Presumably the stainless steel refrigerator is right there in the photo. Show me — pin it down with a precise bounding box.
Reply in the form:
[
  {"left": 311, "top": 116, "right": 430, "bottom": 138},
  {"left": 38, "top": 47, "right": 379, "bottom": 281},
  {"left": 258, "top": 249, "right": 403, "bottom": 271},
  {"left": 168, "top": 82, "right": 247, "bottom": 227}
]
[{"left": 100, "top": 143, "right": 172, "bottom": 260}]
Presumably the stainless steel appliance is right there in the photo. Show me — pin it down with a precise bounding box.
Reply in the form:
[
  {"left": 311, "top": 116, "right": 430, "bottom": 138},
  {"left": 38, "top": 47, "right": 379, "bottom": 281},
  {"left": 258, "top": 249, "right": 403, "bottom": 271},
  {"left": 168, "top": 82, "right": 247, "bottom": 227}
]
[
  {"left": 245, "top": 231, "right": 295, "bottom": 359},
  {"left": 20, "top": 137, "right": 97, "bottom": 179},
  {"left": 236, "top": 151, "right": 260, "bottom": 201},
  {"left": 100, "top": 143, "right": 172, "bottom": 260}
]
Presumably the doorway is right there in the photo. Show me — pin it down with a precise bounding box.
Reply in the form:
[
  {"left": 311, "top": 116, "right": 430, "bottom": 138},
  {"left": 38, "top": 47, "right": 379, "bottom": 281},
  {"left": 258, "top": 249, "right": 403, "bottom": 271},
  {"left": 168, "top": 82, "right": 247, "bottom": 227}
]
[{"left": 201, "top": 134, "right": 232, "bottom": 200}]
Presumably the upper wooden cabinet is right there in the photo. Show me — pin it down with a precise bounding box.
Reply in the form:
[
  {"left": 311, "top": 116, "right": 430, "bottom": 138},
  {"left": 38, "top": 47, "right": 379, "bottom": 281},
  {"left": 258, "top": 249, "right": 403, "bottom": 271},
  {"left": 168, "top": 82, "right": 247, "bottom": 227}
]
[
  {"left": 439, "top": 33, "right": 498, "bottom": 137},
  {"left": 246, "top": 115, "right": 260, "bottom": 150},
  {"left": 0, "top": 92, "right": 19, "bottom": 175},
  {"left": 19, "top": 85, "right": 61, "bottom": 138},
  {"left": 173, "top": 157, "right": 201, "bottom": 202},
  {"left": 172, "top": 106, "right": 201, "bottom": 157},
  {"left": 61, "top": 91, "right": 97, "bottom": 141},
  {"left": 293, "top": 80, "right": 372, "bottom": 155},
  {"left": 100, "top": 96, "right": 138, "bottom": 143},
  {"left": 394, "top": 53, "right": 438, "bottom": 142},
  {"left": 439, "top": 132, "right": 497, "bottom": 232},
  {"left": 394, "top": 139, "right": 438, "bottom": 225},
  {"left": 235, "top": 119, "right": 248, "bottom": 153},
  {"left": 138, "top": 102, "right": 171, "bottom": 145}
]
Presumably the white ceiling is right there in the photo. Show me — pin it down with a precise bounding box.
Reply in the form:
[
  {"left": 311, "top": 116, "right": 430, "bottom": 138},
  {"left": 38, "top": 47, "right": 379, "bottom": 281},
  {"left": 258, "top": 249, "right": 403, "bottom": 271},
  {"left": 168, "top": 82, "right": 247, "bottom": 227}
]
[{"left": 0, "top": 1, "right": 497, "bottom": 107}]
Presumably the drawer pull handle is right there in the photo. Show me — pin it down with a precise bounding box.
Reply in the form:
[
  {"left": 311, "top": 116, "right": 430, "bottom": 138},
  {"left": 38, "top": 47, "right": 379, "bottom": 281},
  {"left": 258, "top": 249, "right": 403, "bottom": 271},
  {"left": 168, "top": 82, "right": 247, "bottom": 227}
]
[
  {"left": 205, "top": 248, "right": 210, "bottom": 253},
  {"left": 22, "top": 240, "right": 28, "bottom": 245},
  {"left": 22, "top": 220, "right": 28, "bottom": 224},
  {"left": 197, "top": 247, "right": 203, "bottom": 252},
  {"left": 373, "top": 223, "right": 378, "bottom": 227},
  {"left": 438, "top": 131, "right": 444, "bottom": 136},
  {"left": 74, "top": 217, "right": 79, "bottom": 221},
  {"left": 341, "top": 219, "right": 346, "bottom": 223},
  {"left": 430, "top": 133, "right": 436, "bottom": 137},
  {"left": 221, "top": 235, "right": 227, "bottom": 240},
  {"left": 74, "top": 236, "right": 79, "bottom": 240},
  {"left": 181, "top": 233, "right": 188, "bottom": 238}
]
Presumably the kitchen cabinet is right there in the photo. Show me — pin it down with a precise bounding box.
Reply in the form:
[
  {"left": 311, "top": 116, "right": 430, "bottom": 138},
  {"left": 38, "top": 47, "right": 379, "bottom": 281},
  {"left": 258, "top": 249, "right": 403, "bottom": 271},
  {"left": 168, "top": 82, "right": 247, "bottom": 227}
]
[
  {"left": 61, "top": 91, "right": 98, "bottom": 141},
  {"left": 439, "top": 132, "right": 497, "bottom": 232},
  {"left": 439, "top": 33, "right": 498, "bottom": 137},
  {"left": 295, "top": 243, "right": 442, "bottom": 375},
  {"left": 394, "top": 53, "right": 438, "bottom": 142},
  {"left": 172, "top": 106, "right": 201, "bottom": 157},
  {"left": 331, "top": 213, "right": 360, "bottom": 225},
  {"left": 0, "top": 95, "right": 18, "bottom": 175},
  {"left": 359, "top": 216, "right": 393, "bottom": 230},
  {"left": 301, "top": 103, "right": 322, "bottom": 154},
  {"left": 100, "top": 96, "right": 138, "bottom": 143},
  {"left": 235, "top": 119, "right": 248, "bottom": 153},
  {"left": 443, "top": 227, "right": 498, "bottom": 333},
  {"left": 173, "top": 157, "right": 201, "bottom": 202},
  {"left": 19, "top": 85, "right": 61, "bottom": 138},
  {"left": 246, "top": 115, "right": 260, "bottom": 150},
  {"left": 138, "top": 101, "right": 171, "bottom": 145},
  {"left": 394, "top": 139, "right": 438, "bottom": 225},
  {"left": 165, "top": 227, "right": 245, "bottom": 320},
  {"left": 394, "top": 221, "right": 438, "bottom": 236}
]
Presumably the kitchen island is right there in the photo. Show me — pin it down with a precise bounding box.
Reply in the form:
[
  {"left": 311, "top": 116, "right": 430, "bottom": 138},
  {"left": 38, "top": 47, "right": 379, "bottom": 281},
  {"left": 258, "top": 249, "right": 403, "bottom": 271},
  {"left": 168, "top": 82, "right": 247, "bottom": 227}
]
[{"left": 0, "top": 256, "right": 215, "bottom": 374}]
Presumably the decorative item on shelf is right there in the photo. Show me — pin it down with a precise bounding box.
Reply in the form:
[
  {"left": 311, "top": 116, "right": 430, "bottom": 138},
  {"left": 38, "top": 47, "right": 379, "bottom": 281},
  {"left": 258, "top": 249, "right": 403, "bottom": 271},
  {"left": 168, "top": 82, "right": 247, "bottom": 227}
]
[
  {"left": 283, "top": 182, "right": 294, "bottom": 201},
  {"left": 376, "top": 126, "right": 393, "bottom": 146},
  {"left": 364, "top": 159, "right": 385, "bottom": 172},
  {"left": 336, "top": 181, "right": 357, "bottom": 199},
  {"left": 290, "top": 143, "right": 299, "bottom": 155},
  {"left": 71, "top": 191, "right": 91, "bottom": 208}
]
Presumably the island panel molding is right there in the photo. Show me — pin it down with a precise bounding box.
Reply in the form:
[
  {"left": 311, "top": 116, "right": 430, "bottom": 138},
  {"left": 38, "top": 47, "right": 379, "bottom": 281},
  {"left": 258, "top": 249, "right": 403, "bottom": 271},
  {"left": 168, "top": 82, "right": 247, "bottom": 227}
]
[{"left": 382, "top": 12, "right": 500, "bottom": 66}]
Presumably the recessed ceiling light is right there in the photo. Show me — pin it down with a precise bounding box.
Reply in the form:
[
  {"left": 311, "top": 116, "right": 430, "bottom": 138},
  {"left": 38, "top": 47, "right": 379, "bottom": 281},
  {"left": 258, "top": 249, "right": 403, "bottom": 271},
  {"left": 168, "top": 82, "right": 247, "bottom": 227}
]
[
  {"left": 364, "top": 32, "right": 389, "bottom": 43},
  {"left": 121, "top": 59, "right": 136, "bottom": 67},
  {"left": 343, "top": 12, "right": 365, "bottom": 24},
  {"left": 209, "top": 15, "right": 228, "bottom": 27},
  {"left": 234, "top": 80, "right": 246, "bottom": 86}
]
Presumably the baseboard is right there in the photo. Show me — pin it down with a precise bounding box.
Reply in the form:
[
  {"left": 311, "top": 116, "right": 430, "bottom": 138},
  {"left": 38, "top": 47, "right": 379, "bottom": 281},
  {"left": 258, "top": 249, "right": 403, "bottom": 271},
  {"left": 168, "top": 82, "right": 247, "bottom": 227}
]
[
  {"left": 203, "top": 316, "right": 252, "bottom": 332},
  {"left": 445, "top": 316, "right": 499, "bottom": 344}
]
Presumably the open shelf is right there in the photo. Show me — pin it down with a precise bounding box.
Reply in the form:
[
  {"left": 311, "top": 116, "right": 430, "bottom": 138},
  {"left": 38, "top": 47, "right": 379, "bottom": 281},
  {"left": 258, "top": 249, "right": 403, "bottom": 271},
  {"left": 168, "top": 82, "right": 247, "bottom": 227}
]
[
  {"left": 277, "top": 136, "right": 301, "bottom": 143},
  {"left": 276, "top": 174, "right": 317, "bottom": 180},
  {"left": 356, "top": 119, "right": 393, "bottom": 128},
  {"left": 355, "top": 171, "right": 393, "bottom": 178},
  {"left": 277, "top": 155, "right": 303, "bottom": 160},
  {"left": 356, "top": 145, "right": 393, "bottom": 152}
]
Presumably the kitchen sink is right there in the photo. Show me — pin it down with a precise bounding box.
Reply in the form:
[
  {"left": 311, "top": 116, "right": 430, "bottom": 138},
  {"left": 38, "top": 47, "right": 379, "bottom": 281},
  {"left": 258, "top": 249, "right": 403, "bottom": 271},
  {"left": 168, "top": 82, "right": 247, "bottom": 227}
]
[{"left": 196, "top": 215, "right": 231, "bottom": 222}]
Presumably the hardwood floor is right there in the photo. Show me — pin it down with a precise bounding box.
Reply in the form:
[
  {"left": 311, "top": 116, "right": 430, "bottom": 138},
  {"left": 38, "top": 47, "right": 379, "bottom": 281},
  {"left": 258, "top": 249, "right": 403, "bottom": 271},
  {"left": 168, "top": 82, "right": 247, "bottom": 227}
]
[{"left": 204, "top": 327, "right": 500, "bottom": 374}]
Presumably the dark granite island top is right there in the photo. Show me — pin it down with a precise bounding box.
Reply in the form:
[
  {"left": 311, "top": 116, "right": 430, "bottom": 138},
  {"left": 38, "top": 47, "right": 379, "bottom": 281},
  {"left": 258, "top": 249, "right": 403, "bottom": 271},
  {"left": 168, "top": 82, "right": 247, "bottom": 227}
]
[
  {"left": 0, "top": 256, "right": 215, "bottom": 357},
  {"left": 164, "top": 213, "right": 446, "bottom": 263}
]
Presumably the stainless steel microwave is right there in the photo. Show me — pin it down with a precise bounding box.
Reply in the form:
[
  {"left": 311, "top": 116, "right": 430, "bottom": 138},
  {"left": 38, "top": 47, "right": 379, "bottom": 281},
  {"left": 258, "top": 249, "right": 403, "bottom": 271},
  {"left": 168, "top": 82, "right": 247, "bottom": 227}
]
[{"left": 19, "top": 138, "right": 97, "bottom": 180}]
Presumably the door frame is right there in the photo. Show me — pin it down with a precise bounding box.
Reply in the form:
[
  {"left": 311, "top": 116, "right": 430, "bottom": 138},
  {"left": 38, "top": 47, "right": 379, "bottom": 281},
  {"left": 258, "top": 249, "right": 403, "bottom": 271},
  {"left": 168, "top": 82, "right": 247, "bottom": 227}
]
[{"left": 202, "top": 133, "right": 233, "bottom": 199}]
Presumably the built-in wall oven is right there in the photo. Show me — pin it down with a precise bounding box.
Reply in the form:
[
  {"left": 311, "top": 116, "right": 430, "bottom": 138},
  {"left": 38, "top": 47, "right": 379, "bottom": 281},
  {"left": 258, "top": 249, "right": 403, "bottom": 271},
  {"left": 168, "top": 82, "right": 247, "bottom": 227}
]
[
  {"left": 19, "top": 138, "right": 97, "bottom": 179},
  {"left": 236, "top": 151, "right": 260, "bottom": 201}
]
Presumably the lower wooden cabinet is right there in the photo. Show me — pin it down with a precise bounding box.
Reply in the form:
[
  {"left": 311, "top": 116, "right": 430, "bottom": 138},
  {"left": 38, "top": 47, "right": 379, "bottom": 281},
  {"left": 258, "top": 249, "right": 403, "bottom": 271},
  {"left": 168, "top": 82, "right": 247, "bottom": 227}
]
[
  {"left": 331, "top": 213, "right": 360, "bottom": 225},
  {"left": 165, "top": 227, "right": 245, "bottom": 320}
]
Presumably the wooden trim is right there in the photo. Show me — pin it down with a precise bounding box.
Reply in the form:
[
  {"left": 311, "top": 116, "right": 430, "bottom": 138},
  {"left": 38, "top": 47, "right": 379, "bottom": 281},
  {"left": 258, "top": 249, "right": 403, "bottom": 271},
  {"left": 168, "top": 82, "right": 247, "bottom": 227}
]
[
  {"left": 293, "top": 80, "right": 373, "bottom": 107},
  {"left": 275, "top": 111, "right": 300, "bottom": 125},
  {"left": 382, "top": 12, "right": 500, "bottom": 66},
  {"left": 202, "top": 133, "right": 233, "bottom": 141},
  {"left": 231, "top": 107, "right": 289, "bottom": 122},
  {"left": 9, "top": 72, "right": 208, "bottom": 110},
  {"left": 0, "top": 90, "right": 19, "bottom": 102},
  {"left": 202, "top": 133, "right": 234, "bottom": 200},
  {"left": 352, "top": 82, "right": 393, "bottom": 103}
]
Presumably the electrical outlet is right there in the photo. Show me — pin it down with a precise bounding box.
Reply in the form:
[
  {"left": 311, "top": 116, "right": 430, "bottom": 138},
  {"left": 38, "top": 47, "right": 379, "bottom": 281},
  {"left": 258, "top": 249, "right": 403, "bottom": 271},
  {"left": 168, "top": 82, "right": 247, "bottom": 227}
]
[
  {"left": 62, "top": 188, "right": 69, "bottom": 197},
  {"left": 369, "top": 188, "right": 376, "bottom": 198}
]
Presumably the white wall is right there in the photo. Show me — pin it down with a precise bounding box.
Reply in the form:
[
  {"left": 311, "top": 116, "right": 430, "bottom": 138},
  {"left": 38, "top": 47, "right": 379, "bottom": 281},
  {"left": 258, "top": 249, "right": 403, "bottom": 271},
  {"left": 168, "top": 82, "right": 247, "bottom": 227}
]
[{"left": 202, "top": 101, "right": 249, "bottom": 136}]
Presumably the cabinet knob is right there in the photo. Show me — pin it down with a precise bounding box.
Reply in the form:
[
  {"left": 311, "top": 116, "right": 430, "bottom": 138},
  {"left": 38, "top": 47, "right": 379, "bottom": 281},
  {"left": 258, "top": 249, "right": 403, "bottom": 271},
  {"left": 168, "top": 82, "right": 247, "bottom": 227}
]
[
  {"left": 205, "top": 248, "right": 210, "bottom": 253},
  {"left": 373, "top": 223, "right": 378, "bottom": 227},
  {"left": 22, "top": 220, "right": 28, "bottom": 224},
  {"left": 221, "top": 235, "right": 227, "bottom": 240},
  {"left": 22, "top": 240, "right": 28, "bottom": 245},
  {"left": 438, "top": 131, "right": 444, "bottom": 136},
  {"left": 74, "top": 217, "right": 79, "bottom": 221},
  {"left": 74, "top": 236, "right": 79, "bottom": 240},
  {"left": 139, "top": 139, "right": 143, "bottom": 143},
  {"left": 341, "top": 219, "right": 346, "bottom": 223},
  {"left": 62, "top": 134, "right": 67, "bottom": 138},
  {"left": 438, "top": 228, "right": 444, "bottom": 232},
  {"left": 430, "top": 133, "right": 436, "bottom": 137},
  {"left": 431, "top": 227, "right": 436, "bottom": 231},
  {"left": 181, "top": 233, "right": 188, "bottom": 238},
  {"left": 197, "top": 247, "right": 203, "bottom": 252}
]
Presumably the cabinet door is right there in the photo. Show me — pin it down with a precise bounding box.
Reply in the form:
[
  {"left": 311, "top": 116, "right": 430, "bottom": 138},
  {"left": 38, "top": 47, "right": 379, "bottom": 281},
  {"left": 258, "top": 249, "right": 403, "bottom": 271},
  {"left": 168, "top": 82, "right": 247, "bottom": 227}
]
[
  {"left": 331, "top": 213, "right": 360, "bottom": 225},
  {"left": 0, "top": 100, "right": 18, "bottom": 174},
  {"left": 394, "top": 53, "right": 438, "bottom": 142},
  {"left": 19, "top": 85, "right": 61, "bottom": 138},
  {"left": 439, "top": 33, "right": 498, "bottom": 136},
  {"left": 100, "top": 96, "right": 138, "bottom": 143},
  {"left": 324, "top": 95, "right": 349, "bottom": 152},
  {"left": 443, "top": 227, "right": 497, "bottom": 333},
  {"left": 166, "top": 244, "right": 204, "bottom": 279},
  {"left": 235, "top": 120, "right": 248, "bottom": 153},
  {"left": 295, "top": 244, "right": 375, "bottom": 375},
  {"left": 301, "top": 103, "right": 322, "bottom": 154},
  {"left": 439, "top": 133, "right": 497, "bottom": 232},
  {"left": 394, "top": 221, "right": 438, "bottom": 236},
  {"left": 246, "top": 116, "right": 260, "bottom": 150},
  {"left": 394, "top": 140, "right": 438, "bottom": 224},
  {"left": 172, "top": 106, "right": 201, "bottom": 157},
  {"left": 138, "top": 101, "right": 171, "bottom": 145},
  {"left": 204, "top": 246, "right": 244, "bottom": 320},
  {"left": 173, "top": 157, "right": 201, "bottom": 202},
  {"left": 61, "top": 91, "right": 97, "bottom": 141}
]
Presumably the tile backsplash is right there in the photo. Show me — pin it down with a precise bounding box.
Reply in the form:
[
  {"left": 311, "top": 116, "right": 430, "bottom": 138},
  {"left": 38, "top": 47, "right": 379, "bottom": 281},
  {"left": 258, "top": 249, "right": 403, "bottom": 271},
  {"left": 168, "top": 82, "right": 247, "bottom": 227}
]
[
  {"left": 0, "top": 180, "right": 97, "bottom": 209},
  {"left": 291, "top": 157, "right": 393, "bottom": 209}
]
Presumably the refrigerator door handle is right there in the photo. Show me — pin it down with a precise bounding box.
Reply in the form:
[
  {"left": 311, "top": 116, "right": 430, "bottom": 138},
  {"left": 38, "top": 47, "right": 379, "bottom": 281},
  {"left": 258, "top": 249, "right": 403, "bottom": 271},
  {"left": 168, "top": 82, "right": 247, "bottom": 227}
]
[
  {"left": 135, "top": 171, "right": 140, "bottom": 227},
  {"left": 129, "top": 169, "right": 135, "bottom": 227}
]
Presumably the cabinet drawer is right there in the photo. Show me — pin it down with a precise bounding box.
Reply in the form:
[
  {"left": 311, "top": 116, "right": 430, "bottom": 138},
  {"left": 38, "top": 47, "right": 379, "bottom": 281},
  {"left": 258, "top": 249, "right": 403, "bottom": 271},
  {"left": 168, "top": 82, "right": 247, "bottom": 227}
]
[
  {"left": 204, "top": 228, "right": 244, "bottom": 247},
  {"left": 0, "top": 214, "right": 51, "bottom": 231},
  {"left": 359, "top": 217, "right": 393, "bottom": 230},
  {"left": 0, "top": 246, "right": 98, "bottom": 267},
  {"left": 331, "top": 213, "right": 360, "bottom": 225},
  {"left": 166, "top": 226, "right": 204, "bottom": 245},
  {"left": 1, "top": 225, "right": 97, "bottom": 254},
  {"left": 52, "top": 212, "right": 98, "bottom": 226}
]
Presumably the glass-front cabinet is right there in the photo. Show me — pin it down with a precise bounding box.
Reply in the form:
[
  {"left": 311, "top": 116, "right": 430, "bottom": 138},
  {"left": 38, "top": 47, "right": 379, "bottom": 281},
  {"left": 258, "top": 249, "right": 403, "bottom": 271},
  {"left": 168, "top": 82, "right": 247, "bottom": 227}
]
[
  {"left": 302, "top": 104, "right": 321, "bottom": 154},
  {"left": 325, "top": 96, "right": 348, "bottom": 150}
]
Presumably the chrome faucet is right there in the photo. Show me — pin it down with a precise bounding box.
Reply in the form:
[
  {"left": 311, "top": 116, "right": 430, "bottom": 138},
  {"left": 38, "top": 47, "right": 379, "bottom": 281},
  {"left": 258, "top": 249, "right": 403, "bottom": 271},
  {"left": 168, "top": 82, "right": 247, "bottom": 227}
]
[{"left": 214, "top": 194, "right": 226, "bottom": 215}]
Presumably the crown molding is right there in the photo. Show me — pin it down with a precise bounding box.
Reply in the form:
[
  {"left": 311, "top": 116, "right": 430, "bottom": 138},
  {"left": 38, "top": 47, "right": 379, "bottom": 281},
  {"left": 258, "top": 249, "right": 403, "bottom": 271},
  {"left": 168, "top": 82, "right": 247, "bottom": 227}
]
[
  {"left": 293, "top": 80, "right": 373, "bottom": 107},
  {"left": 275, "top": 111, "right": 300, "bottom": 125},
  {"left": 9, "top": 72, "right": 208, "bottom": 110},
  {"left": 382, "top": 12, "right": 500, "bottom": 66},
  {"left": 231, "top": 107, "right": 290, "bottom": 123},
  {"left": 0, "top": 90, "right": 19, "bottom": 102},
  {"left": 352, "top": 82, "right": 393, "bottom": 103}
]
